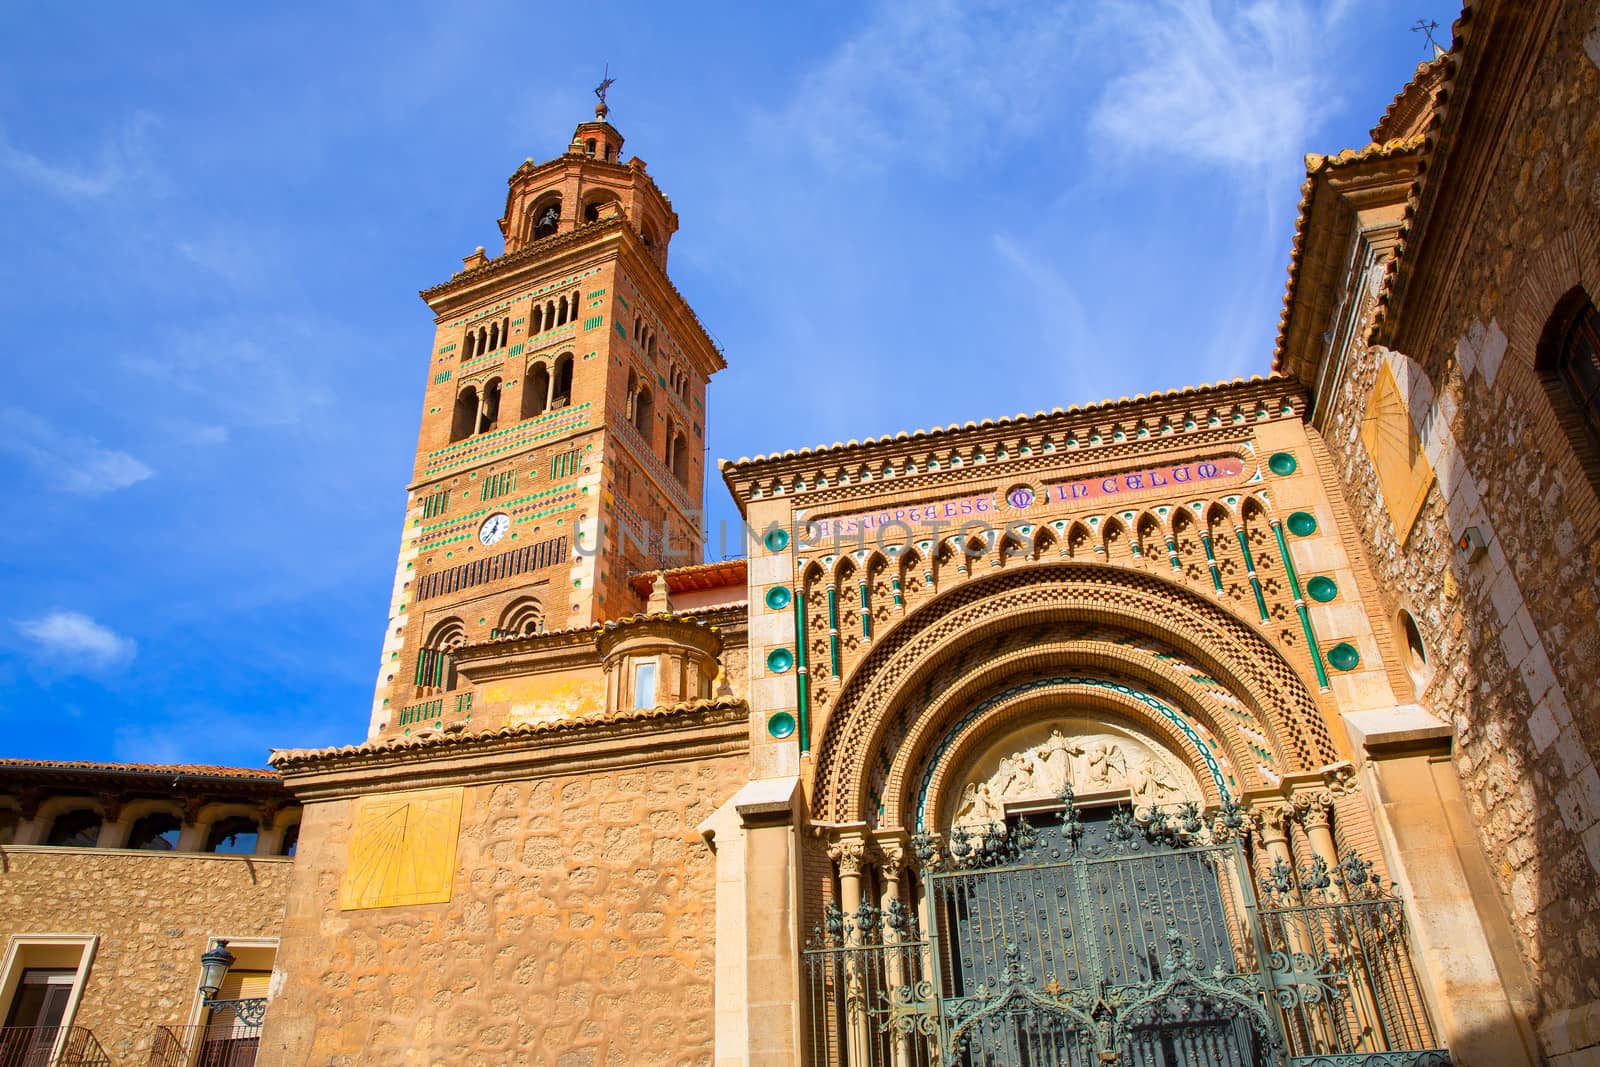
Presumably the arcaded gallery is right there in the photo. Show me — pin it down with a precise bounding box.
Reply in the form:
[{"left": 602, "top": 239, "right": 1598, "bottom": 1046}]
[{"left": 2, "top": 2, "right": 1599, "bottom": 1065}]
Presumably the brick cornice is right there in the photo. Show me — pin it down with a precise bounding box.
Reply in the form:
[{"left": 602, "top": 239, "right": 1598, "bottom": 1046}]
[
  {"left": 273, "top": 699, "right": 750, "bottom": 800},
  {"left": 420, "top": 218, "right": 724, "bottom": 376},
  {"left": 720, "top": 377, "right": 1306, "bottom": 513}
]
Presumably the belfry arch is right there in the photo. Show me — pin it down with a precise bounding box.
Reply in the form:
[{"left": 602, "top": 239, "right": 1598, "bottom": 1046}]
[{"left": 808, "top": 562, "right": 1342, "bottom": 831}]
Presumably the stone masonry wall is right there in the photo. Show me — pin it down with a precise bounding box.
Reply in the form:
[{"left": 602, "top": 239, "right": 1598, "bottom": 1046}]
[
  {"left": 1319, "top": 6, "right": 1600, "bottom": 1027},
  {"left": 0, "top": 849, "right": 292, "bottom": 1062},
  {"left": 261, "top": 750, "right": 746, "bottom": 1067}
]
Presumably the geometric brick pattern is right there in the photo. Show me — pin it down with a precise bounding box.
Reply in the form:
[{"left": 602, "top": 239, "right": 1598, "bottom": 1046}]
[{"left": 809, "top": 562, "right": 1335, "bottom": 825}]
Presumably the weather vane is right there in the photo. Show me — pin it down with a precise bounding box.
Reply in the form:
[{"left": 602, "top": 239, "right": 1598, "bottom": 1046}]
[
  {"left": 594, "top": 64, "right": 616, "bottom": 112},
  {"left": 1411, "top": 18, "right": 1443, "bottom": 56}
]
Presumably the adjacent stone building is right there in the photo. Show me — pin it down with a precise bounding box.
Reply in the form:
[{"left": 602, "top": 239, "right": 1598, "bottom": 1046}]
[{"left": 3, "top": 2, "right": 1597, "bottom": 1064}]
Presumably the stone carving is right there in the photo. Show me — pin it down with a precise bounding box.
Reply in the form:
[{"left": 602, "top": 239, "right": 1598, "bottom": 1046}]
[{"left": 951, "top": 726, "right": 1198, "bottom": 828}]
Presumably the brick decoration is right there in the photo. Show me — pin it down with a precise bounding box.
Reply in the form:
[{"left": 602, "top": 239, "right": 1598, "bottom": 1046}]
[{"left": 809, "top": 563, "right": 1334, "bottom": 825}]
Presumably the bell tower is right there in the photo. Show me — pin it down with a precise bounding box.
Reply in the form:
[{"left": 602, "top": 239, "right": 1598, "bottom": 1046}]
[{"left": 367, "top": 95, "right": 726, "bottom": 738}]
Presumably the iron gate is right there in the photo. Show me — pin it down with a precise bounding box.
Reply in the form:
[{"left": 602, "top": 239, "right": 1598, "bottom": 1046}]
[{"left": 804, "top": 798, "right": 1450, "bottom": 1067}]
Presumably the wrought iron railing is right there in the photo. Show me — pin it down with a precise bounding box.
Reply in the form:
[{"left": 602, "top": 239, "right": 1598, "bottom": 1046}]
[
  {"left": 0, "top": 1027, "right": 112, "bottom": 1067},
  {"left": 805, "top": 798, "right": 1450, "bottom": 1067},
  {"left": 147, "top": 1023, "right": 262, "bottom": 1067}
]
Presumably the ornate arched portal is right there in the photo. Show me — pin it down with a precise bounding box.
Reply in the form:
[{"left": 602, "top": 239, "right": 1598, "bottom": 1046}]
[{"left": 800, "top": 564, "right": 1446, "bottom": 1067}]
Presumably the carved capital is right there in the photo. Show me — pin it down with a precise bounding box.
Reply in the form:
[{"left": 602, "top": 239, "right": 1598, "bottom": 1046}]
[
  {"left": 97, "top": 792, "right": 127, "bottom": 824},
  {"left": 827, "top": 840, "right": 869, "bottom": 876},
  {"left": 17, "top": 787, "right": 44, "bottom": 822},
  {"left": 1252, "top": 801, "right": 1294, "bottom": 840},
  {"left": 1320, "top": 761, "right": 1357, "bottom": 797},
  {"left": 1291, "top": 791, "right": 1335, "bottom": 830}
]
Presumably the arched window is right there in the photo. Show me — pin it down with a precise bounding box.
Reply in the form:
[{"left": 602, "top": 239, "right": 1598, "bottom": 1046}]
[
  {"left": 488, "top": 322, "right": 499, "bottom": 351},
  {"left": 463, "top": 331, "right": 477, "bottom": 360},
  {"left": 478, "top": 378, "right": 502, "bottom": 434},
  {"left": 497, "top": 597, "right": 544, "bottom": 638},
  {"left": 1537, "top": 288, "right": 1600, "bottom": 491},
  {"left": 281, "top": 822, "right": 300, "bottom": 857},
  {"left": 451, "top": 386, "right": 479, "bottom": 443},
  {"left": 532, "top": 304, "right": 543, "bottom": 334},
  {"left": 417, "top": 618, "right": 466, "bottom": 692},
  {"left": 551, "top": 354, "right": 574, "bottom": 409},
  {"left": 523, "top": 362, "right": 550, "bottom": 419},
  {"left": 532, "top": 198, "right": 561, "bottom": 240},
  {"left": 633, "top": 386, "right": 653, "bottom": 437},
  {"left": 128, "top": 812, "right": 182, "bottom": 851},
  {"left": 46, "top": 809, "right": 101, "bottom": 847},
  {"left": 557, "top": 296, "right": 568, "bottom": 326},
  {"left": 585, "top": 138, "right": 597, "bottom": 157},
  {"left": 672, "top": 430, "right": 690, "bottom": 484},
  {"left": 206, "top": 816, "right": 259, "bottom": 854}
]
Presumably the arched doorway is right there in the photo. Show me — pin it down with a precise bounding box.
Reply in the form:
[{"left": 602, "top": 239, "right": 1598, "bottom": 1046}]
[{"left": 800, "top": 566, "right": 1446, "bottom": 1067}]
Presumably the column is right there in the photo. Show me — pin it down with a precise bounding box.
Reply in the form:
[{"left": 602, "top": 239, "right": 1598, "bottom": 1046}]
[
  {"left": 877, "top": 844, "right": 915, "bottom": 1067},
  {"left": 95, "top": 797, "right": 131, "bottom": 849},
  {"left": 829, "top": 836, "right": 872, "bottom": 1067}
]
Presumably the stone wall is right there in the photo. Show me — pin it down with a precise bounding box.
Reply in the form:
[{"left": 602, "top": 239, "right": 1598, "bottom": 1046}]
[
  {"left": 261, "top": 750, "right": 747, "bottom": 1067},
  {"left": 0, "top": 848, "right": 292, "bottom": 1062},
  {"left": 1318, "top": 2, "right": 1600, "bottom": 1036}
]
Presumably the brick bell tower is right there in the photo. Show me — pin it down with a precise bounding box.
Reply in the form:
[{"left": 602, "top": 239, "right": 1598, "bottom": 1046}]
[{"left": 367, "top": 89, "right": 726, "bottom": 738}]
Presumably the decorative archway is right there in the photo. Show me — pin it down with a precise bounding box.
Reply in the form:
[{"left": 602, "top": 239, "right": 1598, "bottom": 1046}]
[{"left": 809, "top": 563, "right": 1339, "bottom": 830}]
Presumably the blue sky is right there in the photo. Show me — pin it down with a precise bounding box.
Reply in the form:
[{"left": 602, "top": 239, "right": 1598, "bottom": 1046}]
[{"left": 0, "top": 1, "right": 1458, "bottom": 768}]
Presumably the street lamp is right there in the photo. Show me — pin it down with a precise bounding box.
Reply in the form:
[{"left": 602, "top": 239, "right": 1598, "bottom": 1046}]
[{"left": 197, "top": 939, "right": 268, "bottom": 1027}]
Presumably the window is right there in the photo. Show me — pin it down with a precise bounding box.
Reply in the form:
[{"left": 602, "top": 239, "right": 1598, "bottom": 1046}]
[
  {"left": 185, "top": 941, "right": 275, "bottom": 1066},
  {"left": 128, "top": 813, "right": 182, "bottom": 851},
  {"left": 1, "top": 969, "right": 74, "bottom": 1060},
  {"left": 632, "top": 662, "right": 657, "bottom": 710},
  {"left": 550, "top": 354, "right": 574, "bottom": 409},
  {"left": 633, "top": 386, "right": 653, "bottom": 437},
  {"left": 281, "top": 823, "right": 299, "bottom": 858},
  {"left": 523, "top": 362, "right": 550, "bottom": 419},
  {"left": 1537, "top": 288, "right": 1600, "bottom": 491},
  {"left": 450, "top": 386, "right": 479, "bottom": 443},
  {"left": 477, "top": 378, "right": 502, "bottom": 434},
  {"left": 532, "top": 198, "right": 561, "bottom": 240},
  {"left": 45, "top": 810, "right": 100, "bottom": 848},
  {"left": 497, "top": 598, "right": 544, "bottom": 639},
  {"left": 416, "top": 618, "right": 466, "bottom": 691},
  {"left": 206, "top": 817, "right": 259, "bottom": 855},
  {"left": 0, "top": 935, "right": 96, "bottom": 1061}
]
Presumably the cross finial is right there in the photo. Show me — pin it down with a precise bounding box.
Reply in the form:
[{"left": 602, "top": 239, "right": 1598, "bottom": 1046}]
[
  {"left": 1411, "top": 18, "right": 1444, "bottom": 58},
  {"left": 594, "top": 64, "right": 616, "bottom": 119}
]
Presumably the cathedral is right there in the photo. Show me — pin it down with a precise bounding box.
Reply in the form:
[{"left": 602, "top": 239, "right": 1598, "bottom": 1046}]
[{"left": 2, "top": 2, "right": 1599, "bottom": 1065}]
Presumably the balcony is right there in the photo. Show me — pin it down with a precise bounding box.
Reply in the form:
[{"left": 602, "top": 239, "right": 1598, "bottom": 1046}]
[
  {"left": 0, "top": 1027, "right": 111, "bottom": 1067},
  {"left": 147, "top": 1023, "right": 261, "bottom": 1067}
]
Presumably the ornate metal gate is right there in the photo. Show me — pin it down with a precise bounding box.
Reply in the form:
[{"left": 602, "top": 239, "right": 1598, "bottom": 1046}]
[{"left": 804, "top": 797, "right": 1450, "bottom": 1067}]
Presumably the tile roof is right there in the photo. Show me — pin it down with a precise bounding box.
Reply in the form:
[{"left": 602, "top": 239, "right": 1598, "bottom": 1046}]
[
  {"left": 270, "top": 696, "right": 748, "bottom": 770},
  {"left": 1367, "top": 10, "right": 1473, "bottom": 350},
  {"left": 628, "top": 559, "right": 747, "bottom": 596},
  {"left": 717, "top": 375, "right": 1296, "bottom": 472},
  {"left": 0, "top": 758, "right": 280, "bottom": 781},
  {"left": 1271, "top": 135, "right": 1428, "bottom": 375}
]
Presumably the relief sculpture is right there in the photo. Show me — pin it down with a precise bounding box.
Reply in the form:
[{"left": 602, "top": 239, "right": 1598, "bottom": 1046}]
[{"left": 951, "top": 725, "right": 1197, "bottom": 828}]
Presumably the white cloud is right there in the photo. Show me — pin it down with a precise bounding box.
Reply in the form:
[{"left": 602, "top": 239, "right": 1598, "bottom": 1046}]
[
  {"left": 1088, "top": 0, "right": 1336, "bottom": 173},
  {"left": 767, "top": 0, "right": 1079, "bottom": 172},
  {"left": 0, "top": 408, "right": 154, "bottom": 495},
  {"left": 0, "top": 113, "right": 160, "bottom": 199},
  {"left": 16, "top": 611, "right": 137, "bottom": 670}
]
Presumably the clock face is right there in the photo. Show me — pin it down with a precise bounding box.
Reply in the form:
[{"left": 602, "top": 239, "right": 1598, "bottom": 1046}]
[{"left": 479, "top": 513, "right": 510, "bottom": 546}]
